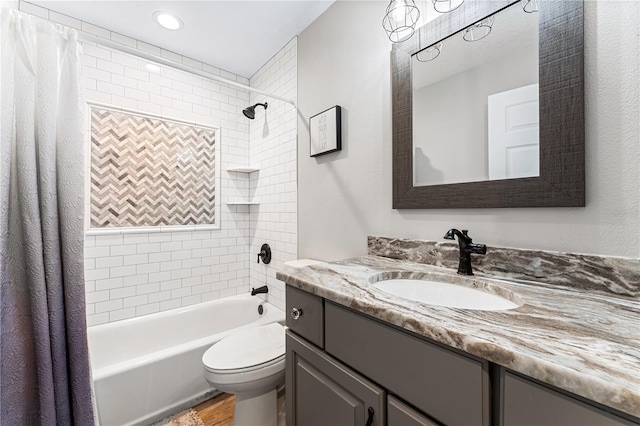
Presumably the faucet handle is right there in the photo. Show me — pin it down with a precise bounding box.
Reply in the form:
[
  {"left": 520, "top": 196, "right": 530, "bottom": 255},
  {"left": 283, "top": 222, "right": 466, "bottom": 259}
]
[
  {"left": 257, "top": 243, "right": 272, "bottom": 264},
  {"left": 443, "top": 228, "right": 457, "bottom": 240},
  {"left": 444, "top": 228, "right": 472, "bottom": 242}
]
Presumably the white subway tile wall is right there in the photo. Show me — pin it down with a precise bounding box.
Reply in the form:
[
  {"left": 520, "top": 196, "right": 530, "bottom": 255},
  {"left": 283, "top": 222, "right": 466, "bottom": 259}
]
[
  {"left": 78, "top": 35, "right": 257, "bottom": 325},
  {"left": 78, "top": 36, "right": 254, "bottom": 326},
  {"left": 249, "top": 38, "right": 298, "bottom": 311},
  {"left": 17, "top": 2, "right": 245, "bottom": 325},
  {"left": 16, "top": 1, "right": 298, "bottom": 323}
]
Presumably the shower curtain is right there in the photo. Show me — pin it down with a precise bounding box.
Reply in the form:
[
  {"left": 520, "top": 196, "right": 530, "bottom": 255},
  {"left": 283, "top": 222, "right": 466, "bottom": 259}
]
[{"left": 0, "top": 9, "right": 94, "bottom": 425}]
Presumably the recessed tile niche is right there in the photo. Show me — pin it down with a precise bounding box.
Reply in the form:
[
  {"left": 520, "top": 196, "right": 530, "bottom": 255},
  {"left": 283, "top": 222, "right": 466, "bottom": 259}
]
[{"left": 90, "top": 107, "right": 217, "bottom": 228}]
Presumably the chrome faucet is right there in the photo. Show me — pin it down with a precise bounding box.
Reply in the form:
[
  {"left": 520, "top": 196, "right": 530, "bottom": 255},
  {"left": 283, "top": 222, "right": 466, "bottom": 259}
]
[{"left": 443, "top": 229, "right": 487, "bottom": 275}]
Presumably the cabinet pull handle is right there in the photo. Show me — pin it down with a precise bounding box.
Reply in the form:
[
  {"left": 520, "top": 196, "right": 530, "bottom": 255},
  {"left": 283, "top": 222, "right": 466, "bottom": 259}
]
[
  {"left": 291, "top": 307, "right": 303, "bottom": 320},
  {"left": 365, "top": 407, "right": 374, "bottom": 426}
]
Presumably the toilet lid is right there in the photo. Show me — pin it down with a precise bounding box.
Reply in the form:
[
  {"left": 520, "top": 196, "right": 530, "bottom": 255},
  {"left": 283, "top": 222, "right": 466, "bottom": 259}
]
[{"left": 203, "top": 323, "right": 285, "bottom": 371}]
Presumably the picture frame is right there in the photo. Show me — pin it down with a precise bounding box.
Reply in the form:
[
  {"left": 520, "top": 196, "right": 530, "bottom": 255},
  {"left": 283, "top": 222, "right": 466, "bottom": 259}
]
[{"left": 309, "top": 105, "right": 342, "bottom": 157}]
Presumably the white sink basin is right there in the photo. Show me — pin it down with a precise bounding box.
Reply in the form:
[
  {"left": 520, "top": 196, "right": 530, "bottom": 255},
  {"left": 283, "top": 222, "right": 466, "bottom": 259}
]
[{"left": 372, "top": 278, "right": 520, "bottom": 311}]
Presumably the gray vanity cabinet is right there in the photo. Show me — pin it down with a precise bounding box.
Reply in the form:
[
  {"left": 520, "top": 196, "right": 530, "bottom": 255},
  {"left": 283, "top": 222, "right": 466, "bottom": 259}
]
[
  {"left": 285, "top": 286, "right": 487, "bottom": 426},
  {"left": 286, "top": 331, "right": 385, "bottom": 426},
  {"left": 285, "top": 286, "right": 639, "bottom": 426},
  {"left": 500, "top": 371, "right": 637, "bottom": 426}
]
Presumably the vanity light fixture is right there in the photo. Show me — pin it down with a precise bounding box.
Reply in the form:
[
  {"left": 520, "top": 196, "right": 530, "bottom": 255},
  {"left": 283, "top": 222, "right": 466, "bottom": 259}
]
[
  {"left": 463, "top": 16, "right": 494, "bottom": 42},
  {"left": 416, "top": 42, "right": 443, "bottom": 62},
  {"left": 522, "top": 0, "right": 539, "bottom": 13},
  {"left": 382, "top": 0, "right": 420, "bottom": 43},
  {"left": 432, "top": 0, "right": 464, "bottom": 13},
  {"left": 153, "top": 11, "right": 183, "bottom": 30}
]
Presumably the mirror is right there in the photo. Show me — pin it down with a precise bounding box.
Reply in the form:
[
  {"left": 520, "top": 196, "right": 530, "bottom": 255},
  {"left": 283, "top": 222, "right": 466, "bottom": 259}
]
[
  {"left": 392, "top": 0, "right": 584, "bottom": 208},
  {"left": 412, "top": 3, "right": 539, "bottom": 186}
]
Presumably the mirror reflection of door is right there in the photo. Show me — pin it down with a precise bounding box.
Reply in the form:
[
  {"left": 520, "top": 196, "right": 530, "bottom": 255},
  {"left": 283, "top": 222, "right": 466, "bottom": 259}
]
[
  {"left": 488, "top": 84, "right": 540, "bottom": 180},
  {"left": 411, "top": 1, "right": 539, "bottom": 187}
]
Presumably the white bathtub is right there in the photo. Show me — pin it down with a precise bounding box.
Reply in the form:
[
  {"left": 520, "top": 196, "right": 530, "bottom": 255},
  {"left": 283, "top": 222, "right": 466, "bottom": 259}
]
[{"left": 88, "top": 294, "right": 285, "bottom": 426}]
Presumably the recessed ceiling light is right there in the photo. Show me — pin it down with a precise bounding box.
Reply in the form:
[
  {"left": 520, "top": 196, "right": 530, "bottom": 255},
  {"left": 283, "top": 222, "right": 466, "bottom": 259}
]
[{"left": 153, "top": 11, "right": 183, "bottom": 30}]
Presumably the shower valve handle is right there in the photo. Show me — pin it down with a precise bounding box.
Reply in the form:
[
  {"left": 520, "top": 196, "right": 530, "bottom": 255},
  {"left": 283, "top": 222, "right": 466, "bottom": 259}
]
[{"left": 257, "top": 243, "right": 271, "bottom": 264}]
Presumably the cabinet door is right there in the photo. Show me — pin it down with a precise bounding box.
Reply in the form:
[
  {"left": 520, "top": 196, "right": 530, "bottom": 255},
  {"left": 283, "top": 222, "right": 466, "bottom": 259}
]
[
  {"left": 286, "top": 330, "right": 385, "bottom": 426},
  {"left": 502, "top": 371, "right": 638, "bottom": 426}
]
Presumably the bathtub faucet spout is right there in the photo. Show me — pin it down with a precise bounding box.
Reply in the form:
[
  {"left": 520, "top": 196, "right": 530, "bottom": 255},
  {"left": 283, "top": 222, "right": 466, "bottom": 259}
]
[{"left": 251, "top": 286, "right": 269, "bottom": 296}]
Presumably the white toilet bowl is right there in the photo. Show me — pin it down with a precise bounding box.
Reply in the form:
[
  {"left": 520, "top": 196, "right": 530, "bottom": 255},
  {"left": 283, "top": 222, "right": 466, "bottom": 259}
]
[{"left": 202, "top": 322, "right": 285, "bottom": 426}]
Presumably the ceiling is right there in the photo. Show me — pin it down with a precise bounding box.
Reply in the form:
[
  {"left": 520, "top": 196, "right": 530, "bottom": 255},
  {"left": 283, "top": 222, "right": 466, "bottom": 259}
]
[{"left": 32, "top": 0, "right": 335, "bottom": 78}]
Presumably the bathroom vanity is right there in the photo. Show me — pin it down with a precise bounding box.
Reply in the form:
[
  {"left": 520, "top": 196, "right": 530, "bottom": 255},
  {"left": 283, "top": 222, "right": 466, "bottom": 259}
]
[{"left": 278, "top": 256, "right": 640, "bottom": 426}]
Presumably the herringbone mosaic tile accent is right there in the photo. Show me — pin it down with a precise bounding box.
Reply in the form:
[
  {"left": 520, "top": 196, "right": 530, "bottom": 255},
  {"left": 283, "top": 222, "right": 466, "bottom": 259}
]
[{"left": 90, "top": 108, "right": 216, "bottom": 228}]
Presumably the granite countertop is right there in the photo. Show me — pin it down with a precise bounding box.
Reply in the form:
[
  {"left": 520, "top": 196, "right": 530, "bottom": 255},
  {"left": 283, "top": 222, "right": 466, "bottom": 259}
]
[{"left": 277, "top": 255, "right": 640, "bottom": 418}]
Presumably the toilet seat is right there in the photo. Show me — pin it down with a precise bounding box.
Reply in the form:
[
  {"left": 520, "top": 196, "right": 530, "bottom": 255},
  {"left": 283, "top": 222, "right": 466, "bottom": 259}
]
[
  {"left": 203, "top": 323, "right": 285, "bottom": 374},
  {"left": 205, "top": 354, "right": 285, "bottom": 375}
]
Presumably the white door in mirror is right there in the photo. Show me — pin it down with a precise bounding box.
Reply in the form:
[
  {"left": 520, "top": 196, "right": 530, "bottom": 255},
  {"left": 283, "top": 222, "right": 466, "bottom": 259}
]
[{"left": 488, "top": 84, "right": 540, "bottom": 180}]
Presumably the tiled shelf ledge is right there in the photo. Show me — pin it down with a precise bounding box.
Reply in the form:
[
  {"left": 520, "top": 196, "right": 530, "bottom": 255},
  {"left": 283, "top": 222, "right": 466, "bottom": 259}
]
[
  {"left": 85, "top": 224, "right": 219, "bottom": 236},
  {"left": 226, "top": 166, "right": 260, "bottom": 173},
  {"left": 226, "top": 201, "right": 260, "bottom": 205}
]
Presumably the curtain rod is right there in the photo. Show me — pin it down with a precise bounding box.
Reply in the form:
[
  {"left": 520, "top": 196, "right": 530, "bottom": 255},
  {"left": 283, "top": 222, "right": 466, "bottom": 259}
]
[{"left": 77, "top": 32, "right": 297, "bottom": 107}]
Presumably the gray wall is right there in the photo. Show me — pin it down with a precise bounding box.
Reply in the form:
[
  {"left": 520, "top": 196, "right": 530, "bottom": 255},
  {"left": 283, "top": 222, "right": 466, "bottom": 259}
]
[
  {"left": 297, "top": 1, "right": 640, "bottom": 260},
  {"left": 413, "top": 50, "right": 538, "bottom": 185}
]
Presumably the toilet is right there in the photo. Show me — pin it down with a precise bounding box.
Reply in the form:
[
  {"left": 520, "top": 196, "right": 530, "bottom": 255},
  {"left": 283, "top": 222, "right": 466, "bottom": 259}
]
[
  {"left": 202, "top": 322, "right": 285, "bottom": 426},
  {"left": 202, "top": 260, "right": 323, "bottom": 425}
]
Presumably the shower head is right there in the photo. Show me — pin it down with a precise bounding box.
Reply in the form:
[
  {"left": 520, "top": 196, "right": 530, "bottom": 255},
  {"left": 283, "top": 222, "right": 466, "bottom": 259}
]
[{"left": 242, "top": 102, "right": 268, "bottom": 119}]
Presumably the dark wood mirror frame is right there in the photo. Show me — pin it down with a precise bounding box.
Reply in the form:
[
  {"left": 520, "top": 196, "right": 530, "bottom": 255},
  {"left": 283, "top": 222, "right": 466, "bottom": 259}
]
[{"left": 392, "top": 0, "right": 584, "bottom": 209}]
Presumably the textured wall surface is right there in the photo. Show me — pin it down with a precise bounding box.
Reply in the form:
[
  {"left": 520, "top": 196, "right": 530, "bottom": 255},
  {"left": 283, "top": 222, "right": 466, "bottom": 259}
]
[
  {"left": 90, "top": 108, "right": 216, "bottom": 228},
  {"left": 297, "top": 1, "right": 640, "bottom": 261}
]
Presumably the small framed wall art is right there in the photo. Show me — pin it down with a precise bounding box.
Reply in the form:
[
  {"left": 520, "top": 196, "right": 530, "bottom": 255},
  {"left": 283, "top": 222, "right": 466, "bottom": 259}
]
[{"left": 309, "top": 105, "right": 342, "bottom": 157}]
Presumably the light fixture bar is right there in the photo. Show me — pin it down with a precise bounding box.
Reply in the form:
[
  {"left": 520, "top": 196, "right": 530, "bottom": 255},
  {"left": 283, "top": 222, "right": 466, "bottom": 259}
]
[{"left": 77, "top": 32, "right": 297, "bottom": 107}]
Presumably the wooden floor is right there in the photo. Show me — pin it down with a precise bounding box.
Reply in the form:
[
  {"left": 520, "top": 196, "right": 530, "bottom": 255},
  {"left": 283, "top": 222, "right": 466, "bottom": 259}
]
[
  {"left": 193, "top": 393, "right": 236, "bottom": 426},
  {"left": 192, "top": 388, "right": 285, "bottom": 426}
]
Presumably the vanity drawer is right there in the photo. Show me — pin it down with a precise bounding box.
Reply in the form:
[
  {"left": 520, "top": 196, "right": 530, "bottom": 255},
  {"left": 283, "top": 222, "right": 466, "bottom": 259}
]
[
  {"left": 325, "top": 301, "right": 490, "bottom": 426},
  {"left": 286, "top": 286, "right": 324, "bottom": 348},
  {"left": 388, "top": 395, "right": 440, "bottom": 426},
  {"left": 502, "top": 371, "right": 638, "bottom": 426}
]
